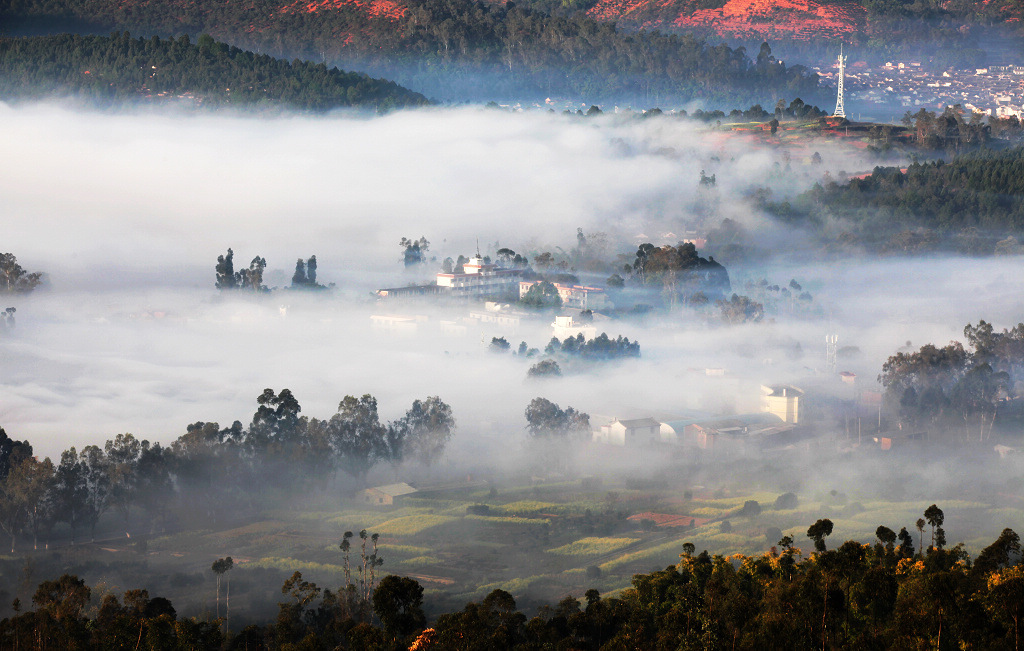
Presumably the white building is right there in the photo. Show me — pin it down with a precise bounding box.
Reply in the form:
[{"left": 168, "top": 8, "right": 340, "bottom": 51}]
[
  {"left": 436, "top": 257, "right": 522, "bottom": 297},
  {"left": 370, "top": 314, "right": 426, "bottom": 335},
  {"left": 761, "top": 385, "right": 803, "bottom": 424},
  {"left": 593, "top": 418, "right": 662, "bottom": 446},
  {"left": 551, "top": 315, "right": 597, "bottom": 340}
]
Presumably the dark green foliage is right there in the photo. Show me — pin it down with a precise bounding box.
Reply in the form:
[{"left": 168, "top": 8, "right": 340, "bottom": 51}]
[
  {"left": 737, "top": 499, "right": 761, "bottom": 519},
  {"left": 387, "top": 396, "right": 456, "bottom": 466},
  {"left": 0, "top": 33, "right": 428, "bottom": 110},
  {"left": 0, "top": 0, "right": 820, "bottom": 104},
  {"left": 527, "top": 359, "right": 562, "bottom": 378},
  {"left": 543, "top": 332, "right": 640, "bottom": 359},
  {"left": 880, "top": 320, "right": 1021, "bottom": 437},
  {"left": 399, "top": 237, "right": 429, "bottom": 267},
  {"left": 291, "top": 256, "right": 326, "bottom": 290},
  {"left": 717, "top": 293, "right": 764, "bottom": 324},
  {"left": 807, "top": 517, "right": 834, "bottom": 552},
  {"left": 774, "top": 145, "right": 1024, "bottom": 240},
  {"left": 524, "top": 397, "right": 589, "bottom": 437},
  {"left": 5, "top": 514, "right": 1024, "bottom": 649},
  {"left": 489, "top": 336, "right": 511, "bottom": 352},
  {"left": 0, "top": 427, "right": 32, "bottom": 483},
  {"left": 774, "top": 492, "right": 798, "bottom": 510},
  {"left": 372, "top": 575, "right": 425, "bottom": 639},
  {"left": 0, "top": 253, "right": 43, "bottom": 294},
  {"left": 631, "top": 241, "right": 730, "bottom": 297},
  {"left": 520, "top": 281, "right": 562, "bottom": 309}
]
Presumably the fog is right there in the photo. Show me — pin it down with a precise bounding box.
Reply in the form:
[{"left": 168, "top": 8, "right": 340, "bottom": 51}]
[{"left": 1, "top": 100, "right": 1021, "bottom": 474}]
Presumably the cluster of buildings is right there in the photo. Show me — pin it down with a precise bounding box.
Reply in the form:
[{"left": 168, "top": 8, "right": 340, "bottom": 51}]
[
  {"left": 592, "top": 384, "right": 810, "bottom": 456},
  {"left": 373, "top": 255, "right": 613, "bottom": 340},
  {"left": 376, "top": 256, "right": 609, "bottom": 309},
  {"left": 818, "top": 60, "right": 1024, "bottom": 119}
]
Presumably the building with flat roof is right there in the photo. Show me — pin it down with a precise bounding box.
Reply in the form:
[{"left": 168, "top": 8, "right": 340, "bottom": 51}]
[
  {"left": 357, "top": 482, "right": 419, "bottom": 505},
  {"left": 761, "top": 385, "right": 803, "bottom": 424},
  {"left": 436, "top": 257, "right": 523, "bottom": 298},
  {"left": 593, "top": 418, "right": 662, "bottom": 446}
]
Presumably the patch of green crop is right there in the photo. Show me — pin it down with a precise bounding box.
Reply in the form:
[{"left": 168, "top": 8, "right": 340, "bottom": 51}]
[{"left": 549, "top": 537, "right": 637, "bottom": 557}]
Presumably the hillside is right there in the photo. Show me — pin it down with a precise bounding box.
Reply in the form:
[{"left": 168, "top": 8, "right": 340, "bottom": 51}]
[
  {"left": 765, "top": 145, "right": 1024, "bottom": 254},
  {"left": 0, "top": 0, "right": 823, "bottom": 104},
  {"left": 586, "top": 0, "right": 867, "bottom": 41},
  {"left": 584, "top": 0, "right": 1022, "bottom": 40},
  {"left": 581, "top": 0, "right": 1022, "bottom": 68},
  {"left": 0, "top": 32, "right": 429, "bottom": 110}
]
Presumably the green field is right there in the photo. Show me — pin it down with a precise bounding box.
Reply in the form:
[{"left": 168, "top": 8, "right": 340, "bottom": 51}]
[{"left": 3, "top": 458, "right": 1023, "bottom": 625}]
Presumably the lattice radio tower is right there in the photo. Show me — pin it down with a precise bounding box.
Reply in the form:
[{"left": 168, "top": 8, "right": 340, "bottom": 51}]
[
  {"left": 833, "top": 45, "right": 847, "bottom": 118},
  {"left": 826, "top": 334, "right": 838, "bottom": 373}
]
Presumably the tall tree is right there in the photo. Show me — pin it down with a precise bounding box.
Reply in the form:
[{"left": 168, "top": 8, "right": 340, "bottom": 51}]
[
  {"left": 215, "top": 249, "right": 236, "bottom": 290},
  {"left": 373, "top": 575, "right": 426, "bottom": 640},
  {"left": 212, "top": 556, "right": 234, "bottom": 631},
  {"left": 0, "top": 253, "right": 43, "bottom": 293},
  {"left": 389, "top": 397, "right": 455, "bottom": 466},
  {"left": 328, "top": 395, "right": 388, "bottom": 479}
]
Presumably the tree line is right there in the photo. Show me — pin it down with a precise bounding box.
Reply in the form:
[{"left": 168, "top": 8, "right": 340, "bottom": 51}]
[
  {"left": 766, "top": 145, "right": 1024, "bottom": 253},
  {"left": 0, "top": 33, "right": 428, "bottom": 111},
  {"left": 216, "top": 249, "right": 330, "bottom": 292},
  {"left": 0, "top": 390, "right": 455, "bottom": 552},
  {"left": 3, "top": 504, "right": 1024, "bottom": 649},
  {"left": 880, "top": 319, "right": 1024, "bottom": 442},
  {"left": 0, "top": 0, "right": 822, "bottom": 104}
]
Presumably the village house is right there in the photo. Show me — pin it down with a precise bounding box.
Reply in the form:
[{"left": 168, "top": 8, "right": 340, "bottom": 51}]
[
  {"left": 761, "top": 384, "right": 803, "bottom": 424},
  {"left": 685, "top": 414, "right": 794, "bottom": 456},
  {"left": 357, "top": 482, "right": 419, "bottom": 506},
  {"left": 551, "top": 315, "right": 597, "bottom": 340},
  {"left": 370, "top": 314, "right": 426, "bottom": 335},
  {"left": 593, "top": 418, "right": 662, "bottom": 446}
]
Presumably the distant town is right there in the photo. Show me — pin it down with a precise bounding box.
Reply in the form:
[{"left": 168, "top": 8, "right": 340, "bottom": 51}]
[{"left": 820, "top": 58, "right": 1024, "bottom": 120}]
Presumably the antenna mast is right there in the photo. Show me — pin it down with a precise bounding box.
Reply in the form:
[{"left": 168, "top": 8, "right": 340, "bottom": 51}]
[
  {"left": 833, "top": 44, "right": 847, "bottom": 119},
  {"left": 826, "top": 334, "right": 838, "bottom": 373}
]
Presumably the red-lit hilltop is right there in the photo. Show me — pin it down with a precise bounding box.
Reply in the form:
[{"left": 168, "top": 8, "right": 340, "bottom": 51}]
[{"left": 585, "top": 0, "right": 866, "bottom": 41}]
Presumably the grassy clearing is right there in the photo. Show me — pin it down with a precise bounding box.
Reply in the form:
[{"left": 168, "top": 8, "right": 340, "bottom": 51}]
[
  {"left": 465, "top": 514, "right": 550, "bottom": 526},
  {"left": 549, "top": 537, "right": 637, "bottom": 557},
  {"left": 397, "top": 555, "right": 443, "bottom": 567},
  {"left": 247, "top": 557, "right": 344, "bottom": 574},
  {"left": 494, "top": 501, "right": 562, "bottom": 515},
  {"left": 378, "top": 544, "right": 433, "bottom": 555},
  {"left": 598, "top": 539, "right": 685, "bottom": 573},
  {"left": 369, "top": 514, "right": 457, "bottom": 536},
  {"left": 476, "top": 574, "right": 547, "bottom": 597}
]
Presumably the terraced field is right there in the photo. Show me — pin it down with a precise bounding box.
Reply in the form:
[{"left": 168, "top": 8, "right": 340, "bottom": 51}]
[{"left": 9, "top": 462, "right": 1024, "bottom": 624}]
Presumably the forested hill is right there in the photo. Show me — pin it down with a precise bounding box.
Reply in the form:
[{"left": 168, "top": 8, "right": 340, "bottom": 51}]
[
  {"left": 519, "top": 0, "right": 1020, "bottom": 69},
  {"left": 767, "top": 146, "right": 1024, "bottom": 254},
  {"left": 0, "top": 0, "right": 822, "bottom": 104},
  {"left": 0, "top": 33, "right": 429, "bottom": 110}
]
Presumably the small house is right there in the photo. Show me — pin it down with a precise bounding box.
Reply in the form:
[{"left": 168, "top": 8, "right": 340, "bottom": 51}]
[
  {"left": 357, "top": 482, "right": 418, "bottom": 506},
  {"left": 593, "top": 418, "right": 662, "bottom": 446},
  {"left": 761, "top": 385, "right": 803, "bottom": 424}
]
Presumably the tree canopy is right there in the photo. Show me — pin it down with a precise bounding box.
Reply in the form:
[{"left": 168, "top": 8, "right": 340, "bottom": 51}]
[{"left": 0, "top": 33, "right": 428, "bottom": 111}]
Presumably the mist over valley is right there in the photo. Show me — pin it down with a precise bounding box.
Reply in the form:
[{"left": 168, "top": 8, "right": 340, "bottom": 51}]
[{"left": 2, "top": 21, "right": 1024, "bottom": 645}]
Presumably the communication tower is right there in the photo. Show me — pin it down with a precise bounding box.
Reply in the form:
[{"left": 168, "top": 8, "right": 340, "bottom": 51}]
[
  {"left": 826, "top": 334, "right": 838, "bottom": 373},
  {"left": 833, "top": 45, "right": 847, "bottom": 119}
]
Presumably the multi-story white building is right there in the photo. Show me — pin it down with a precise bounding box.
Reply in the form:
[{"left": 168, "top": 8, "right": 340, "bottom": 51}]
[{"left": 435, "top": 257, "right": 522, "bottom": 298}]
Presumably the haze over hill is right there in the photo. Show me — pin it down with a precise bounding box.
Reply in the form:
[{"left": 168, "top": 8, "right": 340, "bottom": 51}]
[
  {"left": 0, "top": 0, "right": 823, "bottom": 104},
  {"left": 0, "top": 32, "right": 429, "bottom": 110}
]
